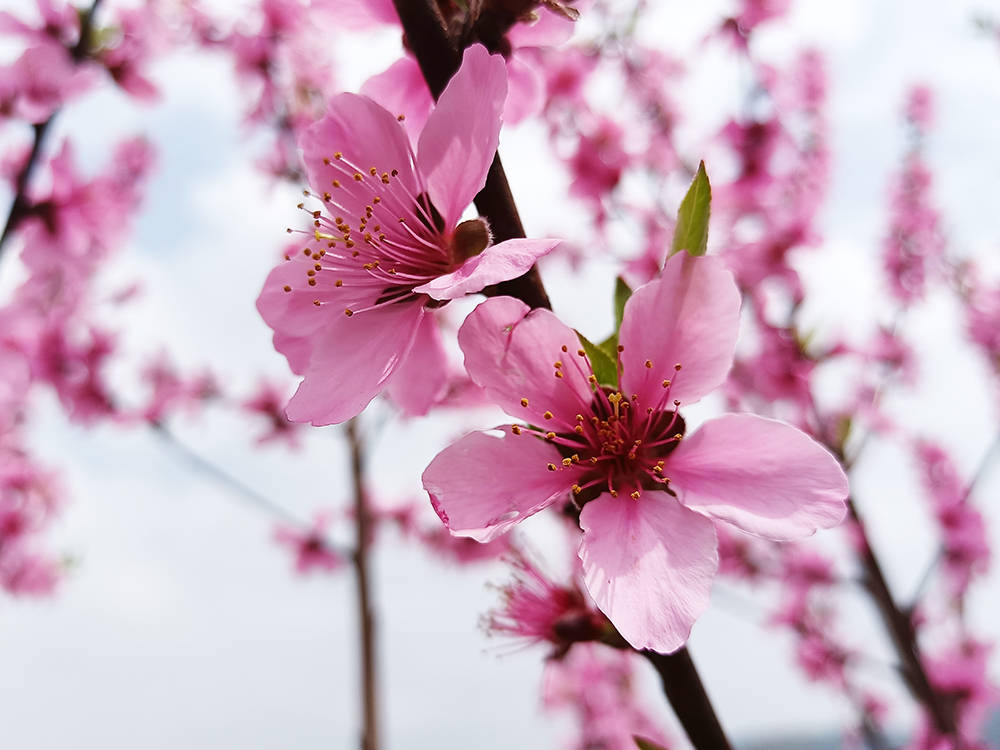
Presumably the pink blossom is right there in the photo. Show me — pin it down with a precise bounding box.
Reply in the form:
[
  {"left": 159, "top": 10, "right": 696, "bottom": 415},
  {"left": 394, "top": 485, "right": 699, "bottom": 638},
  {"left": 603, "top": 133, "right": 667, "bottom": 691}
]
[
  {"left": 543, "top": 643, "right": 672, "bottom": 750},
  {"left": 257, "top": 45, "right": 559, "bottom": 426},
  {"left": 966, "top": 278, "right": 1000, "bottom": 370},
  {"left": 274, "top": 512, "right": 344, "bottom": 575},
  {"left": 568, "top": 116, "right": 629, "bottom": 216},
  {"left": 914, "top": 441, "right": 991, "bottom": 600},
  {"left": 486, "top": 555, "right": 608, "bottom": 655},
  {"left": 357, "top": 2, "right": 584, "bottom": 128},
  {"left": 0, "top": 43, "right": 89, "bottom": 123},
  {"left": 423, "top": 252, "right": 848, "bottom": 652},
  {"left": 241, "top": 380, "right": 303, "bottom": 448}
]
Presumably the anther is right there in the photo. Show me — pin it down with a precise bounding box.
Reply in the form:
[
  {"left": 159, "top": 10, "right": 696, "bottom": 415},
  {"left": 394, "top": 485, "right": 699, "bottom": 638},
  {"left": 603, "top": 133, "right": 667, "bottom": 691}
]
[
  {"left": 308, "top": 279, "right": 316, "bottom": 286},
  {"left": 282, "top": 285, "right": 291, "bottom": 292},
  {"left": 332, "top": 180, "right": 341, "bottom": 187},
  {"left": 662, "top": 379, "right": 671, "bottom": 388},
  {"left": 520, "top": 398, "right": 529, "bottom": 407},
  {"left": 344, "top": 308, "right": 353, "bottom": 317},
  {"left": 511, "top": 425, "right": 522, "bottom": 435},
  {"left": 543, "top": 411, "right": 554, "bottom": 420},
  {"left": 644, "top": 360, "right": 653, "bottom": 368},
  {"left": 561, "top": 458, "right": 573, "bottom": 467},
  {"left": 547, "top": 463, "right": 557, "bottom": 472},
  {"left": 630, "top": 490, "right": 641, "bottom": 500},
  {"left": 674, "top": 363, "right": 682, "bottom": 371}
]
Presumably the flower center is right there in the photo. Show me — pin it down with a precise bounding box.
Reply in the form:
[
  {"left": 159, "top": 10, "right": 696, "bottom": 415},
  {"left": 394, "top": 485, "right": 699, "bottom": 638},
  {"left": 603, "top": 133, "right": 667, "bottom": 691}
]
[
  {"left": 279, "top": 148, "right": 455, "bottom": 316},
  {"left": 513, "top": 345, "right": 688, "bottom": 505}
]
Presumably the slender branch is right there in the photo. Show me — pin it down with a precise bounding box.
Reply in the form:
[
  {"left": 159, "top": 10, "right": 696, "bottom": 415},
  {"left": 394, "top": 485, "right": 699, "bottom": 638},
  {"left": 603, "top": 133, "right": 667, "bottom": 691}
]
[
  {"left": 0, "top": 0, "right": 105, "bottom": 259},
  {"left": 642, "top": 648, "right": 733, "bottom": 750},
  {"left": 150, "top": 421, "right": 349, "bottom": 557},
  {"left": 845, "top": 494, "right": 960, "bottom": 741},
  {"left": 346, "top": 418, "right": 379, "bottom": 750}
]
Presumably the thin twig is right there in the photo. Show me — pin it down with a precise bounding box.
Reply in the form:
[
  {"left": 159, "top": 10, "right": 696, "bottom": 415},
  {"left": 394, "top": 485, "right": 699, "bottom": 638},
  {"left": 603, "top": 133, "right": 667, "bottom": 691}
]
[{"left": 346, "top": 417, "right": 379, "bottom": 750}]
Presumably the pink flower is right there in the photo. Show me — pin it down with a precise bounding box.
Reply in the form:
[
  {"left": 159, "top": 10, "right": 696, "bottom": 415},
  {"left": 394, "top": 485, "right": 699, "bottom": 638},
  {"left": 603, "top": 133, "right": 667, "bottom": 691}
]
[
  {"left": 486, "top": 555, "right": 607, "bottom": 655},
  {"left": 273, "top": 512, "right": 344, "bottom": 575},
  {"left": 543, "top": 643, "right": 672, "bottom": 750},
  {"left": 241, "top": 379, "right": 303, "bottom": 448},
  {"left": 423, "top": 252, "right": 848, "bottom": 652},
  {"left": 257, "top": 44, "right": 559, "bottom": 426}
]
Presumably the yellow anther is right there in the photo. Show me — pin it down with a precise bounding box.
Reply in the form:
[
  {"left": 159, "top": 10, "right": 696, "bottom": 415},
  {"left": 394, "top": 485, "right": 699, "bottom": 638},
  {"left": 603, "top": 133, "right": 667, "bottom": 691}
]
[
  {"left": 630, "top": 490, "right": 641, "bottom": 500},
  {"left": 520, "top": 398, "right": 529, "bottom": 407},
  {"left": 554, "top": 361, "right": 563, "bottom": 369},
  {"left": 562, "top": 458, "right": 573, "bottom": 467},
  {"left": 662, "top": 379, "right": 671, "bottom": 388},
  {"left": 547, "top": 463, "right": 557, "bottom": 472},
  {"left": 335, "top": 280, "right": 343, "bottom": 287},
  {"left": 333, "top": 151, "right": 342, "bottom": 159},
  {"left": 644, "top": 359, "right": 653, "bottom": 368},
  {"left": 332, "top": 179, "right": 341, "bottom": 187},
  {"left": 313, "top": 300, "right": 321, "bottom": 307},
  {"left": 543, "top": 411, "right": 554, "bottom": 420},
  {"left": 369, "top": 167, "right": 377, "bottom": 176},
  {"left": 674, "top": 363, "right": 682, "bottom": 371},
  {"left": 554, "top": 371, "right": 564, "bottom": 379},
  {"left": 344, "top": 308, "right": 353, "bottom": 317},
  {"left": 353, "top": 173, "right": 363, "bottom": 181},
  {"left": 511, "top": 425, "right": 522, "bottom": 435},
  {"left": 308, "top": 279, "right": 317, "bottom": 286},
  {"left": 572, "top": 484, "right": 582, "bottom": 495},
  {"left": 282, "top": 285, "right": 291, "bottom": 292}
]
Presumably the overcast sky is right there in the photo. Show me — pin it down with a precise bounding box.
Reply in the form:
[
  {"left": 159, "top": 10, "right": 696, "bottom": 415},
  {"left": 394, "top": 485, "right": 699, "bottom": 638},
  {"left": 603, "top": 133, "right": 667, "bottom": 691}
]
[{"left": 2, "top": 0, "right": 1000, "bottom": 748}]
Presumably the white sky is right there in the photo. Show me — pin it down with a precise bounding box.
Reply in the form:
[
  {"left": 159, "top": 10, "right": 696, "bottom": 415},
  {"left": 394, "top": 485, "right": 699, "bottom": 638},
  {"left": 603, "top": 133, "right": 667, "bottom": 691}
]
[{"left": 2, "top": 0, "right": 1000, "bottom": 748}]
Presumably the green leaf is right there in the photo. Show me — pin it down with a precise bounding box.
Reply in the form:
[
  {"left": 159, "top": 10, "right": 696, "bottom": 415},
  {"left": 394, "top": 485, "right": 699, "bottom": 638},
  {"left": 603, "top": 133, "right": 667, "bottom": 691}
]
[
  {"left": 634, "top": 737, "right": 670, "bottom": 750},
  {"left": 669, "top": 160, "right": 712, "bottom": 258},
  {"left": 613, "top": 276, "right": 633, "bottom": 331},
  {"left": 576, "top": 331, "right": 618, "bottom": 388}
]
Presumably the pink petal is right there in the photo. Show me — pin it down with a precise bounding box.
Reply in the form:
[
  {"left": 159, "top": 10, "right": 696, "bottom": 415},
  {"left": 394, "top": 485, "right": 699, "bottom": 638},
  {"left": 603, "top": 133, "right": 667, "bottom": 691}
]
[
  {"left": 330, "top": 0, "right": 397, "bottom": 29},
  {"left": 360, "top": 57, "right": 433, "bottom": 145},
  {"left": 422, "top": 426, "right": 575, "bottom": 542},
  {"left": 384, "top": 310, "right": 449, "bottom": 416},
  {"left": 417, "top": 44, "right": 507, "bottom": 229},
  {"left": 300, "top": 93, "right": 418, "bottom": 215},
  {"left": 668, "top": 414, "right": 849, "bottom": 540},
  {"left": 413, "top": 238, "right": 560, "bottom": 300},
  {"left": 504, "top": 54, "right": 545, "bottom": 124},
  {"left": 458, "top": 296, "right": 595, "bottom": 427},
  {"left": 256, "top": 260, "right": 330, "bottom": 373},
  {"left": 506, "top": 6, "right": 580, "bottom": 47},
  {"left": 286, "top": 301, "right": 425, "bottom": 426},
  {"left": 579, "top": 493, "right": 718, "bottom": 653},
  {"left": 620, "top": 252, "right": 741, "bottom": 407}
]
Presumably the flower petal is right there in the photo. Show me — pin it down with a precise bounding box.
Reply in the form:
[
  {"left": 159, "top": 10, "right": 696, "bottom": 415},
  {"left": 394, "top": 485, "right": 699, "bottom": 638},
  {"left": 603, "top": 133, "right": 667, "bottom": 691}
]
[
  {"left": 417, "top": 44, "right": 507, "bottom": 229},
  {"left": 286, "top": 301, "right": 425, "bottom": 426},
  {"left": 620, "top": 252, "right": 740, "bottom": 407},
  {"left": 384, "top": 310, "right": 449, "bottom": 416},
  {"left": 458, "top": 296, "right": 595, "bottom": 427},
  {"left": 360, "top": 57, "right": 433, "bottom": 145},
  {"left": 300, "top": 92, "right": 418, "bottom": 216},
  {"left": 413, "top": 238, "right": 560, "bottom": 300},
  {"left": 256, "top": 259, "right": 331, "bottom": 373},
  {"left": 579, "top": 493, "right": 718, "bottom": 653},
  {"left": 503, "top": 54, "right": 545, "bottom": 124},
  {"left": 422, "top": 426, "right": 574, "bottom": 542},
  {"left": 668, "top": 414, "right": 849, "bottom": 540}
]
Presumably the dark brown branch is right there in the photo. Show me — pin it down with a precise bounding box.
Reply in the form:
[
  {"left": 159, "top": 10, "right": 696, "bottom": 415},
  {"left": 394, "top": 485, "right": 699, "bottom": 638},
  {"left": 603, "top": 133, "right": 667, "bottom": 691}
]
[
  {"left": 642, "top": 648, "right": 733, "bottom": 750},
  {"left": 347, "top": 418, "right": 380, "bottom": 750},
  {"left": 846, "top": 496, "right": 960, "bottom": 741}
]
